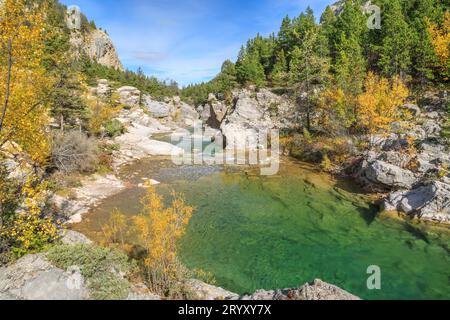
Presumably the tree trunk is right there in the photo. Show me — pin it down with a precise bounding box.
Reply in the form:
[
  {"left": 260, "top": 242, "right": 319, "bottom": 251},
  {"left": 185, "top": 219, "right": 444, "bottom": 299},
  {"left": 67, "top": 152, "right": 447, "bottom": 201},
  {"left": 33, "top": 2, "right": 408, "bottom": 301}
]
[
  {"left": 60, "top": 114, "right": 64, "bottom": 132},
  {"left": 0, "top": 39, "right": 13, "bottom": 134}
]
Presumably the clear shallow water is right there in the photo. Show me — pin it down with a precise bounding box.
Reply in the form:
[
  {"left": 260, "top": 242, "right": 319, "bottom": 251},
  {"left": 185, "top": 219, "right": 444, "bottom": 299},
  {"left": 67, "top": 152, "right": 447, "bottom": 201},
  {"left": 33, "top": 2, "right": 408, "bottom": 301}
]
[{"left": 75, "top": 158, "right": 450, "bottom": 300}]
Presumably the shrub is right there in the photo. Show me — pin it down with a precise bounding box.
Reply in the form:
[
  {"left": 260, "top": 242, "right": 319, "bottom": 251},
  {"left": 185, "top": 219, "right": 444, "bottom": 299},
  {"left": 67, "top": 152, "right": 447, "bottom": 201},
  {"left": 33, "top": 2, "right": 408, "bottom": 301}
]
[
  {"left": 47, "top": 244, "right": 133, "bottom": 300},
  {"left": 104, "top": 119, "right": 126, "bottom": 138},
  {"left": 2, "top": 177, "right": 59, "bottom": 258},
  {"left": 0, "top": 161, "right": 20, "bottom": 226},
  {"left": 50, "top": 131, "right": 99, "bottom": 174},
  {"left": 133, "top": 185, "right": 194, "bottom": 297}
]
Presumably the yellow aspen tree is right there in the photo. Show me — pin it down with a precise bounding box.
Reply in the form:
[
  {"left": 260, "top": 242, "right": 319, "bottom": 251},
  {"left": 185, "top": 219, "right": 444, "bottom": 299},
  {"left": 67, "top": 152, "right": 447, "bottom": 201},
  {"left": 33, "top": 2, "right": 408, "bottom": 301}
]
[
  {"left": 427, "top": 12, "right": 450, "bottom": 78},
  {"left": 133, "top": 185, "right": 193, "bottom": 296},
  {"left": 318, "top": 86, "right": 356, "bottom": 135},
  {"left": 0, "top": 0, "right": 54, "bottom": 165},
  {"left": 357, "top": 72, "right": 409, "bottom": 136},
  {"left": 2, "top": 177, "right": 58, "bottom": 257}
]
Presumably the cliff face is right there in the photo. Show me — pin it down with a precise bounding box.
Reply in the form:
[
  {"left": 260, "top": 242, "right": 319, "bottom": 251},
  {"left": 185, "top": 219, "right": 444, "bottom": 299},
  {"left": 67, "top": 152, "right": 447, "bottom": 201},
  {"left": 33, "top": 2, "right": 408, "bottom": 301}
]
[
  {"left": 67, "top": 13, "right": 123, "bottom": 71},
  {"left": 329, "top": 0, "right": 373, "bottom": 16}
]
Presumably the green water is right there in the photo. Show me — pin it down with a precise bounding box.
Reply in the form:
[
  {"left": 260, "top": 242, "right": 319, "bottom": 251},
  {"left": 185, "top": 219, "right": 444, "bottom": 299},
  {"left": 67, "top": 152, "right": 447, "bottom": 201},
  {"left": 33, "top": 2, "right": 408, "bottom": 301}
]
[{"left": 75, "top": 158, "right": 450, "bottom": 300}]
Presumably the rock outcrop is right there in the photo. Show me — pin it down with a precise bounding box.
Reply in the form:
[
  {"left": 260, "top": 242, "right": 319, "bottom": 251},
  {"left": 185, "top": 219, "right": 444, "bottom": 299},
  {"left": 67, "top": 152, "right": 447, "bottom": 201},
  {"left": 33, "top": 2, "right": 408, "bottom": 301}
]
[
  {"left": 117, "top": 86, "right": 141, "bottom": 108},
  {"left": 186, "top": 279, "right": 240, "bottom": 300},
  {"left": 217, "top": 88, "right": 296, "bottom": 150},
  {"left": 357, "top": 159, "right": 417, "bottom": 190},
  {"left": 242, "top": 279, "right": 360, "bottom": 301},
  {"left": 0, "top": 254, "right": 88, "bottom": 300},
  {"left": 354, "top": 96, "right": 450, "bottom": 223},
  {"left": 143, "top": 95, "right": 171, "bottom": 118},
  {"left": 113, "top": 108, "right": 184, "bottom": 167},
  {"left": 69, "top": 28, "right": 123, "bottom": 71},
  {"left": 383, "top": 178, "right": 450, "bottom": 223},
  {"left": 142, "top": 95, "right": 200, "bottom": 126},
  {"left": 0, "top": 253, "right": 359, "bottom": 301}
]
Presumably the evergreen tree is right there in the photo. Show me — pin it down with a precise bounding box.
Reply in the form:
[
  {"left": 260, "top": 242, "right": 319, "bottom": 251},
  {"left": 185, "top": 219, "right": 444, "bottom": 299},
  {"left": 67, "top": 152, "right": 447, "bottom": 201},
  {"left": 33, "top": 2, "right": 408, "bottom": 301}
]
[
  {"left": 292, "top": 6, "right": 316, "bottom": 44},
  {"left": 277, "top": 15, "right": 293, "bottom": 62},
  {"left": 320, "top": 5, "right": 338, "bottom": 59},
  {"left": 333, "top": 0, "right": 367, "bottom": 95},
  {"left": 216, "top": 60, "right": 238, "bottom": 93},
  {"left": 378, "top": 0, "right": 413, "bottom": 78},
  {"left": 406, "top": 0, "right": 445, "bottom": 85},
  {"left": 50, "top": 72, "right": 88, "bottom": 129},
  {"left": 236, "top": 46, "right": 266, "bottom": 87},
  {"left": 289, "top": 24, "right": 330, "bottom": 131},
  {"left": 271, "top": 50, "right": 288, "bottom": 87}
]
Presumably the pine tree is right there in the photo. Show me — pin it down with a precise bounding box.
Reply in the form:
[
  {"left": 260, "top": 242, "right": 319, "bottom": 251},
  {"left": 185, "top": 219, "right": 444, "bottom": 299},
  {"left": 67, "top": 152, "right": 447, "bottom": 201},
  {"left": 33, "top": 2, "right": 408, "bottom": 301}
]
[
  {"left": 320, "top": 5, "right": 337, "bottom": 59},
  {"left": 236, "top": 46, "right": 266, "bottom": 87},
  {"left": 277, "top": 16, "right": 293, "bottom": 62},
  {"left": 335, "top": 33, "right": 366, "bottom": 95},
  {"left": 406, "top": 0, "right": 445, "bottom": 85},
  {"left": 292, "top": 6, "right": 316, "bottom": 43},
  {"left": 271, "top": 49, "right": 288, "bottom": 87},
  {"left": 378, "top": 0, "right": 413, "bottom": 78},
  {"left": 216, "top": 60, "right": 238, "bottom": 93},
  {"left": 333, "top": 0, "right": 367, "bottom": 95},
  {"left": 289, "top": 23, "right": 330, "bottom": 131}
]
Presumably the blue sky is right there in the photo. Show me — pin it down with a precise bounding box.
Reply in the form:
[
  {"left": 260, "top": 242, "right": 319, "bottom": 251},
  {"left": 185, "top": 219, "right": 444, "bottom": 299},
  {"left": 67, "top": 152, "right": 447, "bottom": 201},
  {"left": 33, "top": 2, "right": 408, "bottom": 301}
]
[{"left": 60, "top": 0, "right": 335, "bottom": 86}]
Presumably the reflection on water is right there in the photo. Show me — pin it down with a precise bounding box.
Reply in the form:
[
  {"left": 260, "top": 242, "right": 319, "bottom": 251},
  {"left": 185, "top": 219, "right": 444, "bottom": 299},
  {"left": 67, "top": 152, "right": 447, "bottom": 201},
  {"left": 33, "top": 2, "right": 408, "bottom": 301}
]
[{"left": 74, "top": 157, "right": 450, "bottom": 300}]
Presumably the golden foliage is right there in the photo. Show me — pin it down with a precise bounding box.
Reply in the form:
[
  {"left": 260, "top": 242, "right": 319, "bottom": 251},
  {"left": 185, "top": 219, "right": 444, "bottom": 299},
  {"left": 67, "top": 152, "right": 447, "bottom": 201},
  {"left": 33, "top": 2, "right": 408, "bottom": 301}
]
[
  {"left": 2, "top": 177, "right": 59, "bottom": 257},
  {"left": 318, "top": 87, "right": 356, "bottom": 134},
  {"left": 427, "top": 12, "right": 450, "bottom": 74},
  {"left": 84, "top": 93, "right": 121, "bottom": 136},
  {"left": 0, "top": 0, "right": 54, "bottom": 165},
  {"left": 101, "top": 209, "right": 130, "bottom": 252},
  {"left": 356, "top": 72, "right": 410, "bottom": 135},
  {"left": 133, "top": 184, "right": 194, "bottom": 296}
]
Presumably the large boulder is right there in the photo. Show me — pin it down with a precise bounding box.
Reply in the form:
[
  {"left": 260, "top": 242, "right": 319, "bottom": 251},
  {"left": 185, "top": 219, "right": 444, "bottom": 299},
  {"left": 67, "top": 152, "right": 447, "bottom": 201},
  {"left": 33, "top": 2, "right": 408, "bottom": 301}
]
[
  {"left": 117, "top": 86, "right": 141, "bottom": 108},
  {"left": 142, "top": 95, "right": 171, "bottom": 118},
  {"left": 0, "top": 254, "right": 88, "bottom": 300},
  {"left": 359, "top": 160, "right": 417, "bottom": 190},
  {"left": 219, "top": 88, "right": 298, "bottom": 151},
  {"left": 220, "top": 89, "right": 278, "bottom": 151},
  {"left": 383, "top": 179, "right": 450, "bottom": 223},
  {"left": 242, "top": 279, "right": 360, "bottom": 301},
  {"left": 93, "top": 79, "right": 111, "bottom": 98},
  {"left": 204, "top": 94, "right": 229, "bottom": 126},
  {"left": 186, "top": 280, "right": 239, "bottom": 300},
  {"left": 416, "top": 143, "right": 450, "bottom": 174},
  {"left": 60, "top": 231, "right": 93, "bottom": 245}
]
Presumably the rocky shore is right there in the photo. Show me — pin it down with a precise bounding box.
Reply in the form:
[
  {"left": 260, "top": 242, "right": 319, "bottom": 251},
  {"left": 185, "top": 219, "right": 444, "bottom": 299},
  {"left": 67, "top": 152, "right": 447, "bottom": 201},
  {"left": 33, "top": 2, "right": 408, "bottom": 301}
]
[
  {"left": 0, "top": 230, "right": 359, "bottom": 300},
  {"left": 353, "top": 94, "right": 449, "bottom": 224}
]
